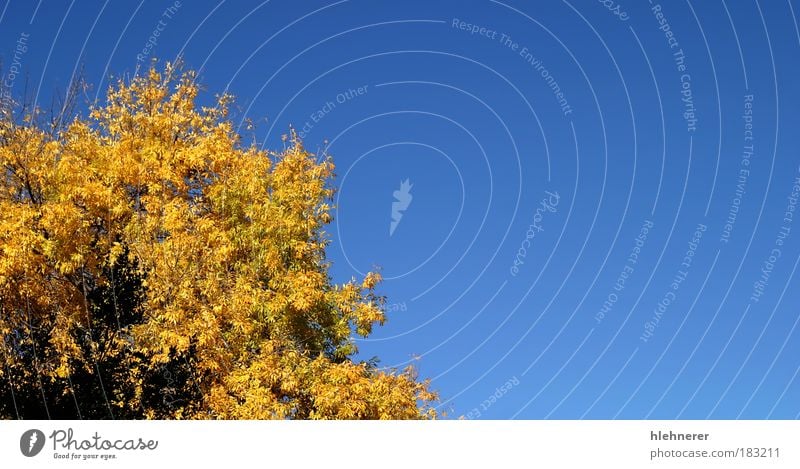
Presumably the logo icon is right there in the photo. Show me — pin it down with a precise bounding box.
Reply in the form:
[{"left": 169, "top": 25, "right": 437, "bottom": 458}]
[
  {"left": 20, "top": 429, "right": 45, "bottom": 457},
  {"left": 390, "top": 179, "right": 413, "bottom": 236}
]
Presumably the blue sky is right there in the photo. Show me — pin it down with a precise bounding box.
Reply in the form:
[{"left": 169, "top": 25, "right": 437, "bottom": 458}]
[{"left": 2, "top": 0, "right": 799, "bottom": 419}]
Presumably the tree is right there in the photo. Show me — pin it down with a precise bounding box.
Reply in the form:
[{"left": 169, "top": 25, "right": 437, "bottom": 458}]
[{"left": 0, "top": 63, "right": 437, "bottom": 419}]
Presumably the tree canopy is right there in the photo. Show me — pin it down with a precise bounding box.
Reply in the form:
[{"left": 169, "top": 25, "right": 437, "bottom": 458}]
[{"left": 0, "top": 64, "right": 436, "bottom": 419}]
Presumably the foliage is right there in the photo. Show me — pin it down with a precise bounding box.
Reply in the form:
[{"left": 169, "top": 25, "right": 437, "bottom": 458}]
[{"left": 0, "top": 64, "right": 436, "bottom": 419}]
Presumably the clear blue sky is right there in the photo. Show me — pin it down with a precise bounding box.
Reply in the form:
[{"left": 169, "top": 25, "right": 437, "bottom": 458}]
[{"left": 2, "top": 0, "right": 799, "bottom": 419}]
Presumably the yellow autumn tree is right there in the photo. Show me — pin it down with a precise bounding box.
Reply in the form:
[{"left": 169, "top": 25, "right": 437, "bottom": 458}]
[{"left": 0, "top": 63, "right": 436, "bottom": 419}]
